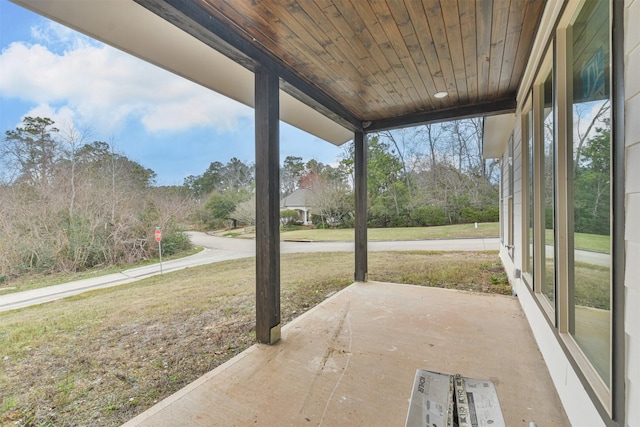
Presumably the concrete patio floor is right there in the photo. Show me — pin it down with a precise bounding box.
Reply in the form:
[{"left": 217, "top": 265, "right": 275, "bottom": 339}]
[{"left": 124, "top": 282, "right": 570, "bottom": 426}]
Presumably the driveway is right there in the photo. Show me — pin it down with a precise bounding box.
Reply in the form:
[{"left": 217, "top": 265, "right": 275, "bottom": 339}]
[{"left": 0, "top": 232, "right": 499, "bottom": 313}]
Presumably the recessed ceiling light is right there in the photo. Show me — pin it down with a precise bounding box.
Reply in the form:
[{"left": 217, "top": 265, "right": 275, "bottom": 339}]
[{"left": 434, "top": 91, "right": 448, "bottom": 98}]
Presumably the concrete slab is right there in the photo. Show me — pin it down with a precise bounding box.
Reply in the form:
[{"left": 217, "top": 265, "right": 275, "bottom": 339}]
[{"left": 124, "top": 282, "right": 569, "bottom": 426}]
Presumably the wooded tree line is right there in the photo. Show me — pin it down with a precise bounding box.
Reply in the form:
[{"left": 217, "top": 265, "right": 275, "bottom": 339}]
[
  {"left": 182, "top": 109, "right": 610, "bottom": 233},
  {"left": 1, "top": 115, "right": 501, "bottom": 279},
  {"left": 0, "top": 117, "right": 191, "bottom": 279},
  {"left": 341, "top": 118, "right": 499, "bottom": 228},
  {"left": 183, "top": 154, "right": 349, "bottom": 229},
  {"left": 184, "top": 117, "right": 500, "bottom": 230}
]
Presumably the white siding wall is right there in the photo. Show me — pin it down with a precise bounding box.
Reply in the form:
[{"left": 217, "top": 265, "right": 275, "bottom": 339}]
[{"left": 625, "top": 1, "right": 640, "bottom": 425}]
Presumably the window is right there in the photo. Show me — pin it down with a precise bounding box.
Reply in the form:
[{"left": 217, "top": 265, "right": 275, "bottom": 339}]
[
  {"left": 505, "top": 135, "right": 514, "bottom": 259},
  {"left": 540, "top": 63, "right": 556, "bottom": 309},
  {"left": 499, "top": 159, "right": 504, "bottom": 243},
  {"left": 568, "top": 0, "right": 612, "bottom": 388},
  {"left": 523, "top": 105, "right": 534, "bottom": 287},
  {"left": 507, "top": 134, "right": 515, "bottom": 260}
]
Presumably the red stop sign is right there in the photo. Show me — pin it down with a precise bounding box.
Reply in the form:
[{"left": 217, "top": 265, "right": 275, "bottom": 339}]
[{"left": 155, "top": 228, "right": 162, "bottom": 242}]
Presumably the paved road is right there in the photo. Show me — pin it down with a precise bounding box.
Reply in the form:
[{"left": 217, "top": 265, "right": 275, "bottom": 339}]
[{"left": 1, "top": 232, "right": 499, "bottom": 312}]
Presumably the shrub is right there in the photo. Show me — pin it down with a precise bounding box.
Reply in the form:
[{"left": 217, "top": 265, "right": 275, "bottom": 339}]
[
  {"left": 480, "top": 205, "right": 499, "bottom": 222},
  {"left": 280, "top": 209, "right": 300, "bottom": 226},
  {"left": 461, "top": 206, "right": 482, "bottom": 223},
  {"left": 410, "top": 206, "right": 447, "bottom": 226},
  {"left": 159, "top": 230, "right": 191, "bottom": 256}
]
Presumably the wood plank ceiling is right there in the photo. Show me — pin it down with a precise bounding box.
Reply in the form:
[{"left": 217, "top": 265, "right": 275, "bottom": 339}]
[{"left": 137, "top": 0, "right": 546, "bottom": 133}]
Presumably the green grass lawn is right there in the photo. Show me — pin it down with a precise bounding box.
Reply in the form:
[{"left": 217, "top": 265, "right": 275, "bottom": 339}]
[
  {"left": 280, "top": 222, "right": 499, "bottom": 241},
  {"left": 574, "top": 232, "right": 610, "bottom": 253},
  {"left": 540, "top": 258, "right": 610, "bottom": 309}
]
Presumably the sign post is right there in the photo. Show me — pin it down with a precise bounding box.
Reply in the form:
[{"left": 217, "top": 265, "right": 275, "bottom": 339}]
[{"left": 155, "top": 227, "right": 163, "bottom": 274}]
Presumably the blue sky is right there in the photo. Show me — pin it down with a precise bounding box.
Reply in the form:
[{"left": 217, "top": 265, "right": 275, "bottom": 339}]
[{"left": 0, "top": 0, "right": 345, "bottom": 186}]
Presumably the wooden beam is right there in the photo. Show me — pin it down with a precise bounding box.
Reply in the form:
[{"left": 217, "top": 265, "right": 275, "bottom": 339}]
[
  {"left": 365, "top": 98, "right": 517, "bottom": 132},
  {"left": 354, "top": 131, "right": 368, "bottom": 282},
  {"left": 254, "top": 67, "right": 281, "bottom": 344}
]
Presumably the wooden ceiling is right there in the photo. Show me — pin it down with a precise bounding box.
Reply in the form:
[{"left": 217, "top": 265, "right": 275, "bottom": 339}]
[{"left": 137, "top": 0, "right": 546, "bottom": 133}]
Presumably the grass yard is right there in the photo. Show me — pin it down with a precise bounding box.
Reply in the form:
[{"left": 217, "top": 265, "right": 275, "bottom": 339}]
[
  {"left": 575, "top": 262, "right": 610, "bottom": 309},
  {"left": 0, "top": 251, "right": 508, "bottom": 427},
  {"left": 540, "top": 259, "right": 610, "bottom": 310},
  {"left": 280, "top": 222, "right": 499, "bottom": 241}
]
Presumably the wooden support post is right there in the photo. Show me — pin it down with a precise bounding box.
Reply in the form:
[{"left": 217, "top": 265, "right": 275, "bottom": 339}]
[
  {"left": 354, "top": 131, "right": 368, "bottom": 282},
  {"left": 255, "top": 67, "right": 281, "bottom": 344}
]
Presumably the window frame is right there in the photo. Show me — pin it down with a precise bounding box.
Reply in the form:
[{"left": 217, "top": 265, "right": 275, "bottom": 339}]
[{"left": 521, "top": 95, "right": 534, "bottom": 289}]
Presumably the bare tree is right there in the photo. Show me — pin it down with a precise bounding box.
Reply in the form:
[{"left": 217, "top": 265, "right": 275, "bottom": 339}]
[
  {"left": 231, "top": 196, "right": 256, "bottom": 226},
  {"left": 308, "top": 178, "right": 352, "bottom": 228},
  {"left": 378, "top": 129, "right": 420, "bottom": 207},
  {"left": 59, "top": 121, "right": 93, "bottom": 218}
]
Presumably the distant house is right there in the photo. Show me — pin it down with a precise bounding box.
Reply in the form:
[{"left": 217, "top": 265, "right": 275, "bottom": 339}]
[{"left": 280, "top": 188, "right": 313, "bottom": 225}]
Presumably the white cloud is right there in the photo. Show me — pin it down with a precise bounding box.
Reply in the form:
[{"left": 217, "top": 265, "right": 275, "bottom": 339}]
[{"left": 0, "top": 26, "right": 253, "bottom": 136}]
